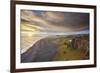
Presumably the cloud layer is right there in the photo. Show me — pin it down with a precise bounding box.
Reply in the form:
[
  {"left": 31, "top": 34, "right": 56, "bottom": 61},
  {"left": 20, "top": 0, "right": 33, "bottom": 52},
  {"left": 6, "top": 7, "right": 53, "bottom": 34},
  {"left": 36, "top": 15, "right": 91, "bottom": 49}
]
[{"left": 21, "top": 10, "right": 89, "bottom": 33}]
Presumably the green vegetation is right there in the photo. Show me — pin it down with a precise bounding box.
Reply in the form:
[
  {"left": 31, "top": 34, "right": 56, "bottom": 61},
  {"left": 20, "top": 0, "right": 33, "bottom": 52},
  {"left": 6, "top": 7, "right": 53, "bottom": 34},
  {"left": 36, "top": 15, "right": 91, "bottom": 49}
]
[
  {"left": 54, "top": 46, "right": 84, "bottom": 61},
  {"left": 47, "top": 35, "right": 89, "bottom": 61}
]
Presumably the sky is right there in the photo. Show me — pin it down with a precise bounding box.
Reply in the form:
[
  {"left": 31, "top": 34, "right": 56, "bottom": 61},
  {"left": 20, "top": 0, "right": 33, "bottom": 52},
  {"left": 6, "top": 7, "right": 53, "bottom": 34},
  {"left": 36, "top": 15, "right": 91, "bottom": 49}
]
[{"left": 21, "top": 10, "right": 89, "bottom": 34}]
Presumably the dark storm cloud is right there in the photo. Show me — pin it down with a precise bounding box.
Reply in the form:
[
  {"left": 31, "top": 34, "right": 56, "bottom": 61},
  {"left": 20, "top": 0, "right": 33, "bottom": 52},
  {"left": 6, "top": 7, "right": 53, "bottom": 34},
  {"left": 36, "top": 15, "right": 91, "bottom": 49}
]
[{"left": 41, "top": 11, "right": 89, "bottom": 30}]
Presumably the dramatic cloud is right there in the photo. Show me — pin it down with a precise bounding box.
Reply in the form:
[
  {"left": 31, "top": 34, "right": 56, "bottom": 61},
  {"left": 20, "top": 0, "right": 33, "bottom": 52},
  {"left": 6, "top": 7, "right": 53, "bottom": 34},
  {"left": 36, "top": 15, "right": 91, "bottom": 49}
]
[{"left": 21, "top": 10, "right": 89, "bottom": 33}]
